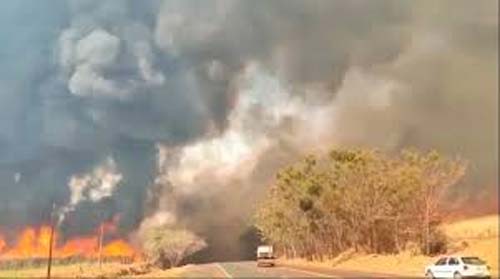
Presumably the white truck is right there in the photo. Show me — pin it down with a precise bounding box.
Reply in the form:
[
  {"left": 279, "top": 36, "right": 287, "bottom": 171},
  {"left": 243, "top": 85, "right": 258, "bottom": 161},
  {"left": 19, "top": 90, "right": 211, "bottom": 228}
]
[{"left": 256, "top": 245, "right": 275, "bottom": 267}]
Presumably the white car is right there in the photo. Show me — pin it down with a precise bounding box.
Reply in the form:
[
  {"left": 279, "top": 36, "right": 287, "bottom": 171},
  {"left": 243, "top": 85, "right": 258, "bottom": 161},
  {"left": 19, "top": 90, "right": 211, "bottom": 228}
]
[{"left": 425, "top": 256, "right": 491, "bottom": 279}]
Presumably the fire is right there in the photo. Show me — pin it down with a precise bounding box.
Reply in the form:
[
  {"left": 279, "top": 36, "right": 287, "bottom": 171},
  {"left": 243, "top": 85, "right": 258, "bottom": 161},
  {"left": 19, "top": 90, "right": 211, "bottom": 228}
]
[
  {"left": 0, "top": 235, "right": 5, "bottom": 253},
  {"left": 0, "top": 224, "right": 140, "bottom": 261},
  {"left": 58, "top": 236, "right": 98, "bottom": 258},
  {"left": 1, "top": 226, "right": 53, "bottom": 259},
  {"left": 102, "top": 240, "right": 136, "bottom": 258}
]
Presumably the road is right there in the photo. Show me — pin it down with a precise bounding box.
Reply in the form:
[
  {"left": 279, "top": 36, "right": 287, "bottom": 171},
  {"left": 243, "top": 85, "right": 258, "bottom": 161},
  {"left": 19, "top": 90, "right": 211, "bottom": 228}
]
[{"left": 177, "top": 261, "right": 398, "bottom": 278}]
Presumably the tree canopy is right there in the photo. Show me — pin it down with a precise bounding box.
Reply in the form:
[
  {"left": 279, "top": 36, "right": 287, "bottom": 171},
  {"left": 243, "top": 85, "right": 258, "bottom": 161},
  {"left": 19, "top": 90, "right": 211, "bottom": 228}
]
[{"left": 254, "top": 148, "right": 466, "bottom": 259}]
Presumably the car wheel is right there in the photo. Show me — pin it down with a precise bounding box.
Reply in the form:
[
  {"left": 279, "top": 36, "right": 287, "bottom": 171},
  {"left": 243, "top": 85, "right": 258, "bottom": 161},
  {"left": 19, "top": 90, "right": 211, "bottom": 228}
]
[
  {"left": 425, "top": 271, "right": 434, "bottom": 279},
  {"left": 453, "top": 272, "right": 462, "bottom": 279}
]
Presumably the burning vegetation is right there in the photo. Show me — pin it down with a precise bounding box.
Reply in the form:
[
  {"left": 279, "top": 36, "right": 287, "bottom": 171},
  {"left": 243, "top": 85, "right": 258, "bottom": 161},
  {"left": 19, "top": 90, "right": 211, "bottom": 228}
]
[{"left": 0, "top": 222, "right": 140, "bottom": 264}]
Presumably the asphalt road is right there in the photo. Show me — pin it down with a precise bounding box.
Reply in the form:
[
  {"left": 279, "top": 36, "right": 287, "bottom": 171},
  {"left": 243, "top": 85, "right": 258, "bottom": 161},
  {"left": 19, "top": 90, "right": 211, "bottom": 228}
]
[{"left": 178, "top": 261, "right": 397, "bottom": 278}]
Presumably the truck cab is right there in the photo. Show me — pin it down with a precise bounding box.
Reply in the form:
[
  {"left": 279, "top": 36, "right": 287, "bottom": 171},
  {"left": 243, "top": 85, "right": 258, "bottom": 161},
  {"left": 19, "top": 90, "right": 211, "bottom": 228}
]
[{"left": 256, "top": 245, "right": 275, "bottom": 267}]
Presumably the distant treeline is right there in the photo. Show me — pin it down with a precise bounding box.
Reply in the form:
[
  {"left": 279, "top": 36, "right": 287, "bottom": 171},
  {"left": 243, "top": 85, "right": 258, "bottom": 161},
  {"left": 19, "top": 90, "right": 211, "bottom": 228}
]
[{"left": 254, "top": 148, "right": 466, "bottom": 260}]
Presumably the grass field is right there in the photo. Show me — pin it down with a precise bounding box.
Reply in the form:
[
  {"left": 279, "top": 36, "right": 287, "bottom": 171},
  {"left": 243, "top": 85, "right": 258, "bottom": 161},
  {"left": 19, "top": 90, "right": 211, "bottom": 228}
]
[
  {"left": 0, "top": 262, "right": 128, "bottom": 278},
  {"left": 0, "top": 262, "right": 182, "bottom": 278},
  {"left": 282, "top": 214, "right": 499, "bottom": 277},
  {"left": 443, "top": 214, "right": 498, "bottom": 240}
]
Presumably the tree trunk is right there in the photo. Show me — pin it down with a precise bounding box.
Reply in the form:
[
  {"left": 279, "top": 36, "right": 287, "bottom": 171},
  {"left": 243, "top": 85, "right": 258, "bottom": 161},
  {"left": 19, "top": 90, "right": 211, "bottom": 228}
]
[
  {"left": 394, "top": 218, "right": 400, "bottom": 253},
  {"left": 425, "top": 196, "right": 430, "bottom": 255}
]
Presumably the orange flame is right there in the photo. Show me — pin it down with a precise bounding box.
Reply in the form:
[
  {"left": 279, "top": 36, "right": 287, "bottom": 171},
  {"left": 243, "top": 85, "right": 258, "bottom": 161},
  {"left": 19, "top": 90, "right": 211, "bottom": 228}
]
[
  {"left": 0, "top": 223, "right": 140, "bottom": 261},
  {"left": 58, "top": 236, "right": 98, "bottom": 258},
  {"left": 0, "top": 235, "right": 6, "bottom": 253},
  {"left": 102, "top": 240, "right": 136, "bottom": 258}
]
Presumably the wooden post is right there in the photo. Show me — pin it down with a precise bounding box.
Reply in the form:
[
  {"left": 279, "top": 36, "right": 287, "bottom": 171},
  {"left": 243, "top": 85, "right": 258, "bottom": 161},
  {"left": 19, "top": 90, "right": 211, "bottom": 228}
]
[
  {"left": 47, "top": 203, "right": 56, "bottom": 279},
  {"left": 98, "top": 222, "right": 104, "bottom": 270}
]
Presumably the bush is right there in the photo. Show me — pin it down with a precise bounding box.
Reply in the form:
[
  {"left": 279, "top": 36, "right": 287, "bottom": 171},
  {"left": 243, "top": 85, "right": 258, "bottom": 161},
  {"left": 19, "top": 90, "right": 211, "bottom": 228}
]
[
  {"left": 423, "top": 229, "right": 448, "bottom": 255},
  {"left": 141, "top": 226, "right": 207, "bottom": 269}
]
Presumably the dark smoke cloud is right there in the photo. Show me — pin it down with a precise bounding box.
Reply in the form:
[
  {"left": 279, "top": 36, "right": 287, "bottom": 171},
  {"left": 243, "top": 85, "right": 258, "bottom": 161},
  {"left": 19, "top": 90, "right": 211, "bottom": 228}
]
[{"left": 0, "top": 0, "right": 497, "bottom": 260}]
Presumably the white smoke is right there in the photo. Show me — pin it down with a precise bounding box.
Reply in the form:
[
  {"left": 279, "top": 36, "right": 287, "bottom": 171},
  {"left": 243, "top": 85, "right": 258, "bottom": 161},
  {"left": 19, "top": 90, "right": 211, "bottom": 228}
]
[
  {"left": 151, "top": 62, "right": 413, "bottom": 222},
  {"left": 154, "top": 0, "right": 233, "bottom": 55},
  {"left": 60, "top": 29, "right": 125, "bottom": 98},
  {"left": 145, "top": 62, "right": 337, "bottom": 230},
  {"left": 168, "top": 63, "right": 297, "bottom": 192},
  {"left": 58, "top": 12, "right": 164, "bottom": 100},
  {"left": 58, "top": 157, "right": 122, "bottom": 224},
  {"left": 137, "top": 211, "right": 177, "bottom": 235},
  {"left": 14, "top": 173, "right": 21, "bottom": 184}
]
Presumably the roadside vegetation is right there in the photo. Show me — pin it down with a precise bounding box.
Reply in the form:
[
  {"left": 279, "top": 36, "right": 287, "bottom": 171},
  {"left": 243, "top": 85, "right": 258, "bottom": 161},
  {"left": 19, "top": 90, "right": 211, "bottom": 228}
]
[
  {"left": 254, "top": 147, "right": 466, "bottom": 259},
  {"left": 141, "top": 226, "right": 207, "bottom": 269},
  {"left": 279, "top": 214, "right": 498, "bottom": 277}
]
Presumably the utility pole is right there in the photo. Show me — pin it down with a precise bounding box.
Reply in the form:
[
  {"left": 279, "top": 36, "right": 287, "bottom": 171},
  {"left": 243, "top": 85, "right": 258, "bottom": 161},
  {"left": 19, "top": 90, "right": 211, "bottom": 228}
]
[
  {"left": 47, "top": 203, "right": 56, "bottom": 279},
  {"left": 98, "top": 221, "right": 104, "bottom": 270}
]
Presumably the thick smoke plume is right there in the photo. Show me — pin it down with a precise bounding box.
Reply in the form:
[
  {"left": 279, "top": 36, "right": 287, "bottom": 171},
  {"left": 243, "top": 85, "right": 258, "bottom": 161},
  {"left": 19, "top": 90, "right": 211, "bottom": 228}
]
[{"left": 0, "top": 0, "right": 497, "bottom": 260}]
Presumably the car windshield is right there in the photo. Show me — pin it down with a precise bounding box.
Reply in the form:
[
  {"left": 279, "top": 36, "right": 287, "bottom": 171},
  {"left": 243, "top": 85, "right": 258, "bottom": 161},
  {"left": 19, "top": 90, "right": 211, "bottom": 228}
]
[
  {"left": 461, "top": 257, "right": 485, "bottom": 265},
  {"left": 435, "top": 258, "right": 447, "bottom": 265}
]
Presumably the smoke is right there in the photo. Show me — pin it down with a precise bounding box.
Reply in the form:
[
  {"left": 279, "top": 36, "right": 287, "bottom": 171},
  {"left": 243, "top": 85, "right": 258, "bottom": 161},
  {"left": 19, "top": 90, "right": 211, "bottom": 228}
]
[
  {"left": 0, "top": 0, "right": 497, "bottom": 260},
  {"left": 58, "top": 157, "right": 122, "bottom": 224}
]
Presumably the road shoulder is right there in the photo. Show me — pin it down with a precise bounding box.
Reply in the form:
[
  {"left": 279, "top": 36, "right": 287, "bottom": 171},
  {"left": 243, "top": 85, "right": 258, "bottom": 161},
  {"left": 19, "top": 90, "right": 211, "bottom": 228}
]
[{"left": 279, "top": 259, "right": 406, "bottom": 278}]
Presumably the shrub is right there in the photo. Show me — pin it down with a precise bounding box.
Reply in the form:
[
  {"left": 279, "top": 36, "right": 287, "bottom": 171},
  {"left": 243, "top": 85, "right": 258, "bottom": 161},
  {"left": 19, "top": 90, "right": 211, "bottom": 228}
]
[{"left": 141, "top": 226, "right": 206, "bottom": 269}]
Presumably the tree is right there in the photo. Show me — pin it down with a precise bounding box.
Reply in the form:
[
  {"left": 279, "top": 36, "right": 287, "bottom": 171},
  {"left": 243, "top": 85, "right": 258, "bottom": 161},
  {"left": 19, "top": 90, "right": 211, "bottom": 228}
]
[
  {"left": 400, "top": 149, "right": 466, "bottom": 254},
  {"left": 254, "top": 147, "right": 466, "bottom": 258},
  {"left": 142, "top": 226, "right": 207, "bottom": 269}
]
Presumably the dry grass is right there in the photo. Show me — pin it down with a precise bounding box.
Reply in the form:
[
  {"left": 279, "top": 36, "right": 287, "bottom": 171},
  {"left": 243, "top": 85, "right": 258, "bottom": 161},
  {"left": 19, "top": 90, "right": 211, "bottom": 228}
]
[
  {"left": 131, "top": 266, "right": 184, "bottom": 278},
  {"left": 0, "top": 262, "right": 182, "bottom": 278},
  {"left": 0, "top": 262, "right": 130, "bottom": 278},
  {"left": 442, "top": 215, "right": 498, "bottom": 276},
  {"left": 333, "top": 252, "right": 434, "bottom": 276},
  {"left": 443, "top": 215, "right": 498, "bottom": 240},
  {"left": 281, "top": 215, "right": 499, "bottom": 277}
]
